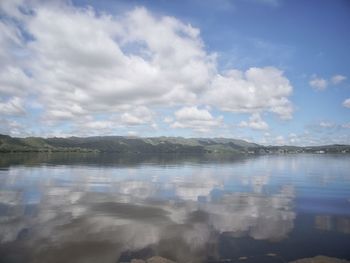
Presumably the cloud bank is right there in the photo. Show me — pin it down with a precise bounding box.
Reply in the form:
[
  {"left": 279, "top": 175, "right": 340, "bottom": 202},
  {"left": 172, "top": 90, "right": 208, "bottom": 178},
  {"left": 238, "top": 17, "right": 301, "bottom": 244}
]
[{"left": 0, "top": 0, "right": 295, "bottom": 136}]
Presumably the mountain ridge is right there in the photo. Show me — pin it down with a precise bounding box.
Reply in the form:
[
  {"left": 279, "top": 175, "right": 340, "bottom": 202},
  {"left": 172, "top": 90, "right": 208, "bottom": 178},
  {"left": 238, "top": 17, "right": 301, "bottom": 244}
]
[{"left": 0, "top": 134, "right": 349, "bottom": 154}]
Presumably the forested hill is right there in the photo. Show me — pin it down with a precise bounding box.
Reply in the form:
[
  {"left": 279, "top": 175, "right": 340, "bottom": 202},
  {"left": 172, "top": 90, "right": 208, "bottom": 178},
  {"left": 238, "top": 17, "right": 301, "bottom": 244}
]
[
  {"left": 0, "top": 134, "right": 349, "bottom": 154},
  {"left": 0, "top": 134, "right": 259, "bottom": 153}
]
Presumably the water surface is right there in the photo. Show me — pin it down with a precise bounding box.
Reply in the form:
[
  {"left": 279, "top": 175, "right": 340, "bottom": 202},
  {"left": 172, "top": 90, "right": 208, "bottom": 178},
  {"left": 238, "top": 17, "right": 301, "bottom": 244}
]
[{"left": 0, "top": 153, "right": 350, "bottom": 263}]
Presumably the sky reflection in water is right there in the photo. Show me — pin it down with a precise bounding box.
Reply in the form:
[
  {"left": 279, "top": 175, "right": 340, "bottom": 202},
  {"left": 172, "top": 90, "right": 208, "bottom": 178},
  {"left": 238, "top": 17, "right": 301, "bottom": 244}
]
[{"left": 0, "top": 153, "right": 350, "bottom": 263}]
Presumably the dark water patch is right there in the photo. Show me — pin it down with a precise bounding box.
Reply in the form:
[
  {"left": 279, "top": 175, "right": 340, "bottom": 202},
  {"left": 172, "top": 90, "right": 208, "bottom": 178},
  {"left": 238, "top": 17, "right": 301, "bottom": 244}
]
[
  {"left": 90, "top": 202, "right": 171, "bottom": 222},
  {"left": 216, "top": 212, "right": 350, "bottom": 262},
  {"left": 296, "top": 196, "right": 350, "bottom": 215},
  {"left": 0, "top": 152, "right": 250, "bottom": 168}
]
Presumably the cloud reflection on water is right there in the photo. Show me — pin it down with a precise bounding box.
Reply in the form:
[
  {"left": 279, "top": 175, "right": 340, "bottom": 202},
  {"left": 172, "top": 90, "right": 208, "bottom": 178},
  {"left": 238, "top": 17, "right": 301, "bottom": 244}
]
[
  {"left": 1, "top": 154, "right": 350, "bottom": 262},
  {"left": 0, "top": 164, "right": 296, "bottom": 263}
]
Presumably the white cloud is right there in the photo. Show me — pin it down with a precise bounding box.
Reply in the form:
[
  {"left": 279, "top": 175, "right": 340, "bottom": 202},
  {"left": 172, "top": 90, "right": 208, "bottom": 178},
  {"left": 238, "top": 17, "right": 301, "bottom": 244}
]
[
  {"left": 0, "top": 1, "right": 295, "bottom": 135},
  {"left": 261, "top": 128, "right": 350, "bottom": 146},
  {"left": 206, "top": 67, "right": 293, "bottom": 119},
  {"left": 309, "top": 75, "right": 327, "bottom": 91},
  {"left": 0, "top": 67, "right": 32, "bottom": 96},
  {"left": 0, "top": 118, "right": 26, "bottom": 136},
  {"left": 1, "top": 3, "right": 217, "bottom": 124},
  {"left": 343, "top": 98, "right": 350, "bottom": 108},
  {"left": 81, "top": 120, "right": 114, "bottom": 130},
  {"left": 127, "top": 131, "right": 138, "bottom": 137},
  {"left": 288, "top": 133, "right": 299, "bottom": 144},
  {"left": 262, "top": 132, "right": 295, "bottom": 145},
  {"left": 0, "top": 97, "right": 25, "bottom": 115},
  {"left": 25, "top": 6, "right": 215, "bottom": 118},
  {"left": 171, "top": 106, "right": 223, "bottom": 132},
  {"left": 274, "top": 135, "right": 285, "bottom": 145},
  {"left": 309, "top": 74, "right": 346, "bottom": 91},
  {"left": 0, "top": 21, "right": 22, "bottom": 64},
  {"left": 342, "top": 123, "right": 350, "bottom": 129},
  {"left": 331, "top": 74, "right": 346, "bottom": 85},
  {"left": 44, "top": 104, "right": 87, "bottom": 121},
  {"left": 0, "top": 0, "right": 30, "bottom": 19},
  {"left": 319, "top": 121, "right": 335, "bottom": 128},
  {"left": 239, "top": 113, "right": 269, "bottom": 130},
  {"left": 120, "top": 106, "right": 154, "bottom": 126},
  {"left": 0, "top": 18, "right": 32, "bottom": 118},
  {"left": 163, "top": 117, "right": 173, "bottom": 124},
  {"left": 68, "top": 117, "right": 117, "bottom": 136}
]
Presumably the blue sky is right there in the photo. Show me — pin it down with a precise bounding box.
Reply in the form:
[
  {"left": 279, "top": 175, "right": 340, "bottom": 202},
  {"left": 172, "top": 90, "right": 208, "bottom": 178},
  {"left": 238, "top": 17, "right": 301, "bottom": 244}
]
[{"left": 0, "top": 0, "right": 349, "bottom": 145}]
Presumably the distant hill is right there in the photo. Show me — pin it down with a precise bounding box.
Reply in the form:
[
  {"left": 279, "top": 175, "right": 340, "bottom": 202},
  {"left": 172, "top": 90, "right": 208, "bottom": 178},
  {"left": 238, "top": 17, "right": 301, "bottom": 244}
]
[{"left": 0, "top": 134, "right": 349, "bottom": 154}]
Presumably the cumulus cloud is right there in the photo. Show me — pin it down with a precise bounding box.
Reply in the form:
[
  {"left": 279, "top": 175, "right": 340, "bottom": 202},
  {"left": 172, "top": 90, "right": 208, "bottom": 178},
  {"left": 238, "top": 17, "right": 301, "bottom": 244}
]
[
  {"left": 206, "top": 67, "right": 293, "bottom": 119},
  {"left": 239, "top": 113, "right": 269, "bottom": 130},
  {"left": 120, "top": 106, "right": 154, "bottom": 126},
  {"left": 0, "top": 1, "right": 295, "bottom": 135},
  {"left": 331, "top": 74, "right": 346, "bottom": 85},
  {"left": 343, "top": 98, "right": 350, "bottom": 108},
  {"left": 0, "top": 3, "right": 215, "bottom": 119},
  {"left": 171, "top": 106, "right": 223, "bottom": 132},
  {"left": 309, "top": 75, "right": 327, "bottom": 91},
  {"left": 26, "top": 6, "right": 215, "bottom": 118},
  {"left": 309, "top": 74, "right": 346, "bottom": 91}
]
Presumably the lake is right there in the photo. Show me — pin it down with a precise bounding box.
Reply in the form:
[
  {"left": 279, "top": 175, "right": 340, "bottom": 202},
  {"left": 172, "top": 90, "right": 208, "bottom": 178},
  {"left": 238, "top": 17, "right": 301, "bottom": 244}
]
[{"left": 0, "top": 153, "right": 350, "bottom": 263}]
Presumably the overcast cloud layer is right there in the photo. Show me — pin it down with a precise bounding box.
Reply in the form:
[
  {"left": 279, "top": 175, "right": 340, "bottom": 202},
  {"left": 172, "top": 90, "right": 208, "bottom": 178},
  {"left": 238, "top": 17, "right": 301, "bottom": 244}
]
[{"left": 0, "top": 0, "right": 349, "bottom": 145}]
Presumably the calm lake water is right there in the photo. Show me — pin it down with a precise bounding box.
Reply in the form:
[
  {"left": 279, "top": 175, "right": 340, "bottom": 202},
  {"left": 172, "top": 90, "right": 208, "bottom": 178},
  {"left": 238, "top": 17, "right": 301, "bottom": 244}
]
[{"left": 0, "top": 153, "right": 350, "bottom": 263}]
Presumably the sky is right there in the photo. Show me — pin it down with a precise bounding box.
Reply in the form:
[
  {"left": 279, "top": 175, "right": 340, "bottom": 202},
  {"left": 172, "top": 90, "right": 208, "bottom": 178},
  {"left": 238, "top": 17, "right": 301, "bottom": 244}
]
[{"left": 0, "top": 0, "right": 349, "bottom": 145}]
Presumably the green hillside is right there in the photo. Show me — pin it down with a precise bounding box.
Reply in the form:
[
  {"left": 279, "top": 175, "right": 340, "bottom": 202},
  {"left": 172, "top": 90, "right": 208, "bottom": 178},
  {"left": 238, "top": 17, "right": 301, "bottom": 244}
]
[{"left": 0, "top": 134, "right": 349, "bottom": 154}]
